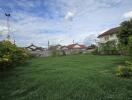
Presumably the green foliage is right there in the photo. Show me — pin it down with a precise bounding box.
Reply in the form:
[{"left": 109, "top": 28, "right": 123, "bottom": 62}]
[
  {"left": 117, "top": 19, "right": 132, "bottom": 56},
  {"left": 128, "top": 36, "right": 132, "bottom": 56},
  {"left": 61, "top": 50, "right": 66, "bottom": 56},
  {"left": 91, "top": 47, "right": 98, "bottom": 55},
  {"left": 118, "top": 36, "right": 132, "bottom": 56},
  {"left": 116, "top": 66, "right": 132, "bottom": 77},
  {"left": 116, "top": 61, "right": 132, "bottom": 77},
  {"left": 125, "top": 61, "right": 132, "bottom": 67},
  {"left": 51, "top": 49, "right": 60, "bottom": 57},
  {"left": 118, "top": 19, "right": 132, "bottom": 45},
  {"left": 0, "top": 40, "right": 30, "bottom": 71},
  {"left": 51, "top": 48, "right": 67, "bottom": 57},
  {"left": 117, "top": 43, "right": 127, "bottom": 55},
  {"left": 99, "top": 40, "right": 118, "bottom": 55}
]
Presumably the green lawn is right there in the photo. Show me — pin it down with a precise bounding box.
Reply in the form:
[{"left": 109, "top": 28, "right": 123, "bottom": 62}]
[{"left": 0, "top": 54, "right": 132, "bottom": 100}]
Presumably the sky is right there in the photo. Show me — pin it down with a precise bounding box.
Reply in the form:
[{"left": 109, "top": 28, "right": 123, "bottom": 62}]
[{"left": 0, "top": 0, "right": 132, "bottom": 47}]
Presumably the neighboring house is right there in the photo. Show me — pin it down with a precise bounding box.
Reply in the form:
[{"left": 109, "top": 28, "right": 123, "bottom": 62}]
[
  {"left": 59, "top": 43, "right": 87, "bottom": 55},
  {"left": 61, "top": 46, "right": 69, "bottom": 50},
  {"left": 48, "top": 44, "right": 62, "bottom": 50},
  {"left": 25, "top": 44, "right": 46, "bottom": 51},
  {"left": 97, "top": 27, "right": 120, "bottom": 44},
  {"left": 67, "top": 43, "right": 87, "bottom": 50},
  {"left": 25, "top": 43, "right": 88, "bottom": 57},
  {"left": 48, "top": 44, "right": 87, "bottom": 55}
]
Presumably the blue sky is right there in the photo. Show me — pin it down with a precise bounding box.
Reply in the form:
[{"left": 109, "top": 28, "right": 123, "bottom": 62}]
[{"left": 0, "top": 0, "right": 132, "bottom": 47}]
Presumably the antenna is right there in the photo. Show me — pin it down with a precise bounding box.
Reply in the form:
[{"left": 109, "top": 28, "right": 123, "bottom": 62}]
[
  {"left": 73, "top": 40, "right": 74, "bottom": 44},
  {"left": 2, "top": 7, "right": 12, "bottom": 40},
  {"left": 5, "top": 12, "right": 11, "bottom": 40},
  {"left": 48, "top": 40, "right": 50, "bottom": 49}
]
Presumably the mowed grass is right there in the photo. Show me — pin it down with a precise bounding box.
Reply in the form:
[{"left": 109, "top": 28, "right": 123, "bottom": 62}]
[{"left": 0, "top": 54, "right": 132, "bottom": 100}]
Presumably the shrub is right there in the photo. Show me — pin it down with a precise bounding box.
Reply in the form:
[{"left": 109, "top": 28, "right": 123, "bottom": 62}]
[
  {"left": 128, "top": 36, "right": 132, "bottom": 56},
  {"left": 116, "top": 66, "right": 132, "bottom": 77},
  {"left": 125, "top": 61, "right": 132, "bottom": 67},
  {"left": 116, "top": 61, "right": 132, "bottom": 77},
  {"left": 91, "top": 48, "right": 98, "bottom": 55},
  {"left": 51, "top": 49, "right": 59, "bottom": 57},
  {"left": 98, "top": 40, "right": 119, "bottom": 55},
  {"left": 118, "top": 36, "right": 132, "bottom": 56},
  {"left": 61, "top": 50, "right": 66, "bottom": 56},
  {"left": 0, "top": 40, "right": 30, "bottom": 71}
]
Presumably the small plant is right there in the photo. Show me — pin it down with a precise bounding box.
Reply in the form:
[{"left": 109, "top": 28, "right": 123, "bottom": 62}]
[
  {"left": 116, "top": 61, "right": 132, "bottom": 77},
  {"left": 116, "top": 66, "right": 132, "bottom": 77}
]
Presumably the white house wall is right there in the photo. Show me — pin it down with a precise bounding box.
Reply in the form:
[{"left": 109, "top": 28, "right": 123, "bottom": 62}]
[{"left": 98, "top": 34, "right": 118, "bottom": 43}]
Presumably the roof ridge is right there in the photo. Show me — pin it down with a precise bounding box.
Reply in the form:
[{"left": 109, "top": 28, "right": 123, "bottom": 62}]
[{"left": 98, "top": 27, "right": 120, "bottom": 38}]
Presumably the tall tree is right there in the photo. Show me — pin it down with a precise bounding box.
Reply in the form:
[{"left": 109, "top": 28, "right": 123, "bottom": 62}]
[{"left": 118, "top": 19, "right": 132, "bottom": 45}]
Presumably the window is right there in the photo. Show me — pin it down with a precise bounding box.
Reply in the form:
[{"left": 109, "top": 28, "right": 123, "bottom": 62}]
[
  {"left": 110, "top": 34, "right": 113, "bottom": 37},
  {"left": 104, "top": 36, "right": 109, "bottom": 41}
]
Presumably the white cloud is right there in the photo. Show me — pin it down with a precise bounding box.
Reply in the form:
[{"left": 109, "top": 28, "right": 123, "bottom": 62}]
[
  {"left": 64, "top": 11, "right": 75, "bottom": 20},
  {"left": 0, "top": 26, "right": 7, "bottom": 31},
  {"left": 6, "top": 11, "right": 92, "bottom": 47},
  {"left": 100, "top": 28, "right": 110, "bottom": 34},
  {"left": 123, "top": 11, "right": 132, "bottom": 19},
  {"left": 83, "top": 33, "right": 99, "bottom": 46},
  {"left": 0, "top": 0, "right": 130, "bottom": 47},
  {"left": 15, "top": 0, "right": 35, "bottom": 8},
  {"left": 0, "top": 25, "right": 8, "bottom": 35},
  {"left": 0, "top": 12, "right": 75, "bottom": 46}
]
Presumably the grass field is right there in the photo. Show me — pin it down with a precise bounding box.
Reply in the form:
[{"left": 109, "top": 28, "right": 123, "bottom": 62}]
[{"left": 0, "top": 54, "right": 132, "bottom": 100}]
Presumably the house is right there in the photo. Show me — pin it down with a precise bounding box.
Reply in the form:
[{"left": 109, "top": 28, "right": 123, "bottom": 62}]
[
  {"left": 25, "top": 44, "right": 46, "bottom": 51},
  {"left": 97, "top": 27, "right": 120, "bottom": 54},
  {"left": 60, "top": 46, "right": 69, "bottom": 50},
  {"left": 97, "top": 27, "right": 120, "bottom": 44},
  {"left": 48, "top": 44, "right": 62, "bottom": 50},
  {"left": 67, "top": 43, "right": 87, "bottom": 50}
]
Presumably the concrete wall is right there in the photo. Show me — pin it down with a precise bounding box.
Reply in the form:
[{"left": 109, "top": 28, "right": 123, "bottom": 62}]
[
  {"left": 28, "top": 49, "right": 91, "bottom": 57},
  {"left": 29, "top": 50, "right": 52, "bottom": 57}
]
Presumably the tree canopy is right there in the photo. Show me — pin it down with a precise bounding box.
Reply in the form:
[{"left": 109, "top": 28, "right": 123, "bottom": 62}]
[{"left": 118, "top": 19, "right": 132, "bottom": 45}]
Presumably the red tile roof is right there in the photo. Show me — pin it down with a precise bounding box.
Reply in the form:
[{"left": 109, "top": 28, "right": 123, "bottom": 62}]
[
  {"left": 98, "top": 27, "right": 120, "bottom": 38},
  {"left": 67, "top": 44, "right": 86, "bottom": 49}
]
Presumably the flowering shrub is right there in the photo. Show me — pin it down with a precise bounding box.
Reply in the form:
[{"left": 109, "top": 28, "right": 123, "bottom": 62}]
[
  {"left": 116, "top": 61, "right": 132, "bottom": 77},
  {"left": 0, "top": 40, "right": 30, "bottom": 71}
]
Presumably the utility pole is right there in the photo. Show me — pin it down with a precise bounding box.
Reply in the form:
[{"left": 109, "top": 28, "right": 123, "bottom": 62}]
[
  {"left": 13, "top": 40, "right": 16, "bottom": 45},
  {"left": 73, "top": 40, "right": 74, "bottom": 44},
  {"left": 5, "top": 13, "right": 11, "bottom": 40},
  {"left": 48, "top": 40, "right": 50, "bottom": 49}
]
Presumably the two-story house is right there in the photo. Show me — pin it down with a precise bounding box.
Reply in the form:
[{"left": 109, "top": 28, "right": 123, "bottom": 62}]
[{"left": 97, "top": 27, "right": 120, "bottom": 52}]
